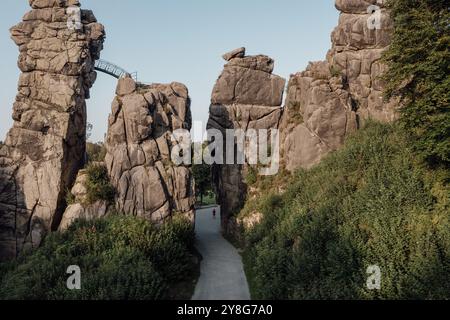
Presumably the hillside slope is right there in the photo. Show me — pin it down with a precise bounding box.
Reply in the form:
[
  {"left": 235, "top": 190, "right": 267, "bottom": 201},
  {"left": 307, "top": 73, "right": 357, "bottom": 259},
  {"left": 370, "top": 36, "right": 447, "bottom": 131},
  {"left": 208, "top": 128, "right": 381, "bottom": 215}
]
[{"left": 237, "top": 122, "right": 449, "bottom": 299}]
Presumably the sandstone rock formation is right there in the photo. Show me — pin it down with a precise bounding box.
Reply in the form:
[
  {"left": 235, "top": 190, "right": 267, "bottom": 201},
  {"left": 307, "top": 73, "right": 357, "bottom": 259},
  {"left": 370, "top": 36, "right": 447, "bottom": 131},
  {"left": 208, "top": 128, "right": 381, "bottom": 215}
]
[
  {"left": 207, "top": 48, "right": 285, "bottom": 227},
  {"left": 0, "top": 0, "right": 104, "bottom": 261},
  {"left": 105, "top": 77, "right": 195, "bottom": 223},
  {"left": 58, "top": 167, "right": 110, "bottom": 231},
  {"left": 280, "top": 0, "right": 396, "bottom": 170}
]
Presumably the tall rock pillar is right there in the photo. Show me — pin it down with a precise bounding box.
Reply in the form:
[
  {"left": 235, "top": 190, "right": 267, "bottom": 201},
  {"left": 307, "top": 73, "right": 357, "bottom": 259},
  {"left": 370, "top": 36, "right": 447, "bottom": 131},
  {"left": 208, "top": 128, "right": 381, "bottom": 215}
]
[
  {"left": 0, "top": 0, "right": 104, "bottom": 260},
  {"left": 105, "top": 77, "right": 195, "bottom": 223},
  {"left": 207, "top": 48, "right": 285, "bottom": 229}
]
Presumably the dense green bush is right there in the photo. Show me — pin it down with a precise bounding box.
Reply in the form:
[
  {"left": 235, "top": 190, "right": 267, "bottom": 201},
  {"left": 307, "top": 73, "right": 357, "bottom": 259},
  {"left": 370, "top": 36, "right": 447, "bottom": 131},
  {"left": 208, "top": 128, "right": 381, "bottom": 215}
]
[
  {"left": 0, "top": 215, "right": 196, "bottom": 300},
  {"left": 240, "top": 122, "right": 450, "bottom": 299},
  {"left": 383, "top": 0, "right": 450, "bottom": 165},
  {"left": 85, "top": 163, "right": 116, "bottom": 205}
]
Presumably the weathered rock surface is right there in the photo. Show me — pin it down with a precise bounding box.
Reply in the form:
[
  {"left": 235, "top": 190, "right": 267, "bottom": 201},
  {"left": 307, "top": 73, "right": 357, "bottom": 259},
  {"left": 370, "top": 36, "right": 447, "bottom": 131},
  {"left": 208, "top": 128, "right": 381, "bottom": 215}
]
[
  {"left": 207, "top": 49, "right": 285, "bottom": 228},
  {"left": 212, "top": 48, "right": 285, "bottom": 107},
  {"left": 105, "top": 77, "right": 195, "bottom": 223},
  {"left": 0, "top": 1, "right": 104, "bottom": 261},
  {"left": 58, "top": 167, "right": 110, "bottom": 231},
  {"left": 222, "top": 47, "right": 245, "bottom": 61},
  {"left": 280, "top": 0, "right": 396, "bottom": 170}
]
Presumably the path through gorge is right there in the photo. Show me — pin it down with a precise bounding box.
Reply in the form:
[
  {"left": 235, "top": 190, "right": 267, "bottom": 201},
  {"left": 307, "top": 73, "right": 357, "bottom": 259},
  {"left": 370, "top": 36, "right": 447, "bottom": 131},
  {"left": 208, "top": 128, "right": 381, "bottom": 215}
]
[{"left": 192, "top": 206, "right": 250, "bottom": 300}]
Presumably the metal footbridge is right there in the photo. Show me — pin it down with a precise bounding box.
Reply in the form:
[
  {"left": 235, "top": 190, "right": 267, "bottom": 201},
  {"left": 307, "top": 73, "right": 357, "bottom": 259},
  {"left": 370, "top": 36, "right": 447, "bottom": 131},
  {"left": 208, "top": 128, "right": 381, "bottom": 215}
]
[{"left": 94, "top": 59, "right": 138, "bottom": 82}]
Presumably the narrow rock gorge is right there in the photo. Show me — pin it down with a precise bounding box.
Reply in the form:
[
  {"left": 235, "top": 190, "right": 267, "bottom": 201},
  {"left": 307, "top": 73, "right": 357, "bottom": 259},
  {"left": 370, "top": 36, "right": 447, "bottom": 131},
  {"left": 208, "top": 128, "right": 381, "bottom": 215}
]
[
  {"left": 0, "top": 0, "right": 104, "bottom": 260},
  {"left": 207, "top": 47, "right": 285, "bottom": 227}
]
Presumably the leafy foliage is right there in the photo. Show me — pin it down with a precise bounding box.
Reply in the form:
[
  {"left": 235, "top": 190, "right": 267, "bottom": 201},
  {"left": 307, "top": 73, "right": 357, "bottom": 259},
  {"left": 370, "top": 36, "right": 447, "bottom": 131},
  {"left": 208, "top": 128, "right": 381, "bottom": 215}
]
[
  {"left": 193, "top": 162, "right": 213, "bottom": 204},
  {"left": 239, "top": 122, "right": 450, "bottom": 299},
  {"left": 383, "top": 0, "right": 450, "bottom": 165},
  {"left": 192, "top": 142, "right": 215, "bottom": 205},
  {"left": 0, "top": 215, "right": 196, "bottom": 300},
  {"left": 85, "top": 163, "right": 115, "bottom": 205}
]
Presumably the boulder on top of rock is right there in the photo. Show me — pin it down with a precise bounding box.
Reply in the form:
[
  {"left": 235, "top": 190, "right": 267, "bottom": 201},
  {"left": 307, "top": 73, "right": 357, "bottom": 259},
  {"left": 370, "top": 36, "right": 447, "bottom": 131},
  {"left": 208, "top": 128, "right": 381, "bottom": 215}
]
[
  {"left": 116, "top": 75, "right": 137, "bottom": 96},
  {"left": 222, "top": 47, "right": 246, "bottom": 61},
  {"left": 335, "top": 0, "right": 386, "bottom": 14},
  {"left": 212, "top": 50, "right": 286, "bottom": 107}
]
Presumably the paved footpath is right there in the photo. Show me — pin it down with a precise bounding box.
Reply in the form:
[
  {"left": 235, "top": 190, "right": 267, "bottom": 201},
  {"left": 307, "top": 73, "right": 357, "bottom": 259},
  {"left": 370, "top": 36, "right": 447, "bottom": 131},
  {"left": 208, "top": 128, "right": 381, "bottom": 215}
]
[{"left": 192, "top": 206, "right": 251, "bottom": 300}]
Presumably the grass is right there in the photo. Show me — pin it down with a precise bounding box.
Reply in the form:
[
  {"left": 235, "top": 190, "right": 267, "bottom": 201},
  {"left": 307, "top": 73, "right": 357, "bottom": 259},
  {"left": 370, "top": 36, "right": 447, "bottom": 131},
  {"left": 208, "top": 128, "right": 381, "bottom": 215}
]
[{"left": 236, "top": 122, "right": 450, "bottom": 300}]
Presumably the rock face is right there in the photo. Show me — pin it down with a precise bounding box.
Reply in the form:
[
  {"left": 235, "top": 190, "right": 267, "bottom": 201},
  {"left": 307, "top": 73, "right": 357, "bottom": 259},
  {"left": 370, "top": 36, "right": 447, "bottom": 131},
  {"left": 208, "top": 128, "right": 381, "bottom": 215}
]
[
  {"left": 0, "top": 0, "right": 104, "bottom": 261},
  {"left": 105, "top": 77, "right": 195, "bottom": 223},
  {"left": 58, "top": 167, "right": 110, "bottom": 231},
  {"left": 280, "top": 0, "right": 396, "bottom": 170},
  {"left": 207, "top": 48, "right": 285, "bottom": 228},
  {"left": 209, "top": 1, "right": 396, "bottom": 230}
]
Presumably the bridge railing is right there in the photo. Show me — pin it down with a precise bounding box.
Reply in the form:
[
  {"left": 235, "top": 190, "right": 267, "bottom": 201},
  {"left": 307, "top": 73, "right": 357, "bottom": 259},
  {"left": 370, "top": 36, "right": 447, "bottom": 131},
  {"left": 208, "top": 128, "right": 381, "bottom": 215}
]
[{"left": 94, "top": 59, "right": 138, "bottom": 82}]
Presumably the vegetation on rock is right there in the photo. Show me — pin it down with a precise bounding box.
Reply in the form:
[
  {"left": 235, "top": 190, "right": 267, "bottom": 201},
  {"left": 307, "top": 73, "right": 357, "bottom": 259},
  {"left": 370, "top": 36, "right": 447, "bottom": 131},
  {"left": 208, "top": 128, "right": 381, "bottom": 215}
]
[{"left": 85, "top": 163, "right": 116, "bottom": 205}]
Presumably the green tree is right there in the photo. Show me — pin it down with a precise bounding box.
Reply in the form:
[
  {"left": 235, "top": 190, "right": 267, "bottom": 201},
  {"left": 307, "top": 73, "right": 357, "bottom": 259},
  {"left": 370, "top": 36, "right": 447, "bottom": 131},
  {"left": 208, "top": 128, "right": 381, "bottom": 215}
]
[
  {"left": 383, "top": 0, "right": 450, "bottom": 165},
  {"left": 192, "top": 162, "right": 212, "bottom": 205},
  {"left": 192, "top": 142, "right": 214, "bottom": 205}
]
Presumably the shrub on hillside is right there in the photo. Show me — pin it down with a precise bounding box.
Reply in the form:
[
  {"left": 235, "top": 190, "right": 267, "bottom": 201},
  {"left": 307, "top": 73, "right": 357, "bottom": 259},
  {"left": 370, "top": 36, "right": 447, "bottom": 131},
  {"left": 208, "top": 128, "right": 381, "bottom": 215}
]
[
  {"left": 0, "top": 215, "right": 196, "bottom": 300},
  {"left": 240, "top": 122, "right": 450, "bottom": 299}
]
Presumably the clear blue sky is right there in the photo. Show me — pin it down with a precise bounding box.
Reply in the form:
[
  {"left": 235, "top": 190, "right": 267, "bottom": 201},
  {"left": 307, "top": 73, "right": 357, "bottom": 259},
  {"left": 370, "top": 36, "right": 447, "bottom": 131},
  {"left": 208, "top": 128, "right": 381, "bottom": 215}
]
[{"left": 0, "top": 0, "right": 339, "bottom": 142}]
